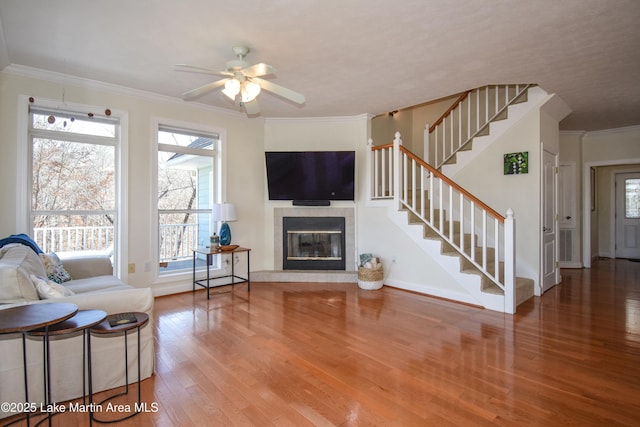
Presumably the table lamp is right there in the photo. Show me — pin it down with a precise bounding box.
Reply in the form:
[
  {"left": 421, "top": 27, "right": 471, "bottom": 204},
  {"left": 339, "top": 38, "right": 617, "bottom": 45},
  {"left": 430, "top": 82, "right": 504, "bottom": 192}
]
[{"left": 212, "top": 203, "right": 237, "bottom": 246}]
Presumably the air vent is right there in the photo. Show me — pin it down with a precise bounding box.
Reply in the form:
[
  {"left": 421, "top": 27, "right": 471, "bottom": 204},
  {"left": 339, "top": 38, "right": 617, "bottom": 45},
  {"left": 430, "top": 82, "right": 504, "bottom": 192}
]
[{"left": 559, "top": 229, "right": 573, "bottom": 262}]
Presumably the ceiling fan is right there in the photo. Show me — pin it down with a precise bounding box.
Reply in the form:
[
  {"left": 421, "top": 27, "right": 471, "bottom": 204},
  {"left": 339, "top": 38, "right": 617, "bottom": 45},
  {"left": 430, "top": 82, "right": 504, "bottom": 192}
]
[{"left": 176, "top": 46, "right": 305, "bottom": 115}]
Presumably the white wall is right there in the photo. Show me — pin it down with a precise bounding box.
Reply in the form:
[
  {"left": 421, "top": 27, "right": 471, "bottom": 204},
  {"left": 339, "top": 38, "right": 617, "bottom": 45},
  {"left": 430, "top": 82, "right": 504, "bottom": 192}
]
[
  {"left": 596, "top": 164, "right": 640, "bottom": 257},
  {"left": 370, "top": 94, "right": 458, "bottom": 157},
  {"left": 449, "top": 107, "right": 543, "bottom": 287},
  {"left": 560, "top": 126, "right": 640, "bottom": 264},
  {"left": 263, "top": 116, "right": 368, "bottom": 270},
  {"left": 0, "top": 70, "right": 265, "bottom": 293}
]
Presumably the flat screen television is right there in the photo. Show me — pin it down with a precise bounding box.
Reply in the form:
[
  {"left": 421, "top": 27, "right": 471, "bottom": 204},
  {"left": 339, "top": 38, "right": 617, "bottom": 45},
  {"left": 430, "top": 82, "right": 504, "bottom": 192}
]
[{"left": 265, "top": 151, "right": 355, "bottom": 201}]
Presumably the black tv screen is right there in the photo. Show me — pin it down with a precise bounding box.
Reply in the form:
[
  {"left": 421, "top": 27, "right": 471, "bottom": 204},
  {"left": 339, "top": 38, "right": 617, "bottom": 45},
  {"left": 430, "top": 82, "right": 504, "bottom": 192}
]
[{"left": 265, "top": 151, "right": 355, "bottom": 201}]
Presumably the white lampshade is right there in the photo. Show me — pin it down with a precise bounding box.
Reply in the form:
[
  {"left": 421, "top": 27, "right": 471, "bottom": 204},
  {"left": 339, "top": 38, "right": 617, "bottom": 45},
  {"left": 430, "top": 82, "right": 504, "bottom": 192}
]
[
  {"left": 212, "top": 203, "right": 237, "bottom": 222},
  {"left": 222, "top": 79, "right": 241, "bottom": 100},
  {"left": 241, "top": 81, "right": 261, "bottom": 103}
]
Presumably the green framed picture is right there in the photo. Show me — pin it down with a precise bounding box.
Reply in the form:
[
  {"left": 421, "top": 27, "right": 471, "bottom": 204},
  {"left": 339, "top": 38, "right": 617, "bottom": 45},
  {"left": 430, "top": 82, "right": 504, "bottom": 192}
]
[{"left": 504, "top": 152, "right": 528, "bottom": 175}]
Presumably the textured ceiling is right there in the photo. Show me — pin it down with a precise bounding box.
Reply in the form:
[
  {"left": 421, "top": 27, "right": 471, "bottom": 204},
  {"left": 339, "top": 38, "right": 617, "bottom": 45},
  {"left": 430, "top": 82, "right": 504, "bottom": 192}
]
[{"left": 1, "top": 0, "right": 639, "bottom": 131}]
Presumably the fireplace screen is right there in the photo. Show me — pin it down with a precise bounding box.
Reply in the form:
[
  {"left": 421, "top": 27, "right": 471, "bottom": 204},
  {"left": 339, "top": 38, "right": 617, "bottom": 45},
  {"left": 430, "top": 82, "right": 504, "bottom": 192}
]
[
  {"left": 287, "top": 230, "right": 342, "bottom": 260},
  {"left": 283, "top": 217, "right": 345, "bottom": 270}
]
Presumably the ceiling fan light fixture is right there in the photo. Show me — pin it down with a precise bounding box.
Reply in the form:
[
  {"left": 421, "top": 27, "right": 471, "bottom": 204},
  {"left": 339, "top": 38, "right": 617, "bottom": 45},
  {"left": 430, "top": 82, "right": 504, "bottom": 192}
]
[
  {"left": 241, "top": 81, "right": 261, "bottom": 103},
  {"left": 222, "top": 78, "right": 241, "bottom": 100}
]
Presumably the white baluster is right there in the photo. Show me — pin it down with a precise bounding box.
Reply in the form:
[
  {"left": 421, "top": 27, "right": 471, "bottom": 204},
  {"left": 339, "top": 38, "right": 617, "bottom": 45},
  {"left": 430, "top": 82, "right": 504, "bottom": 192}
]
[
  {"left": 458, "top": 103, "right": 462, "bottom": 152},
  {"left": 368, "top": 138, "right": 376, "bottom": 198},
  {"left": 438, "top": 179, "right": 444, "bottom": 234},
  {"left": 411, "top": 158, "right": 417, "bottom": 211},
  {"left": 470, "top": 202, "right": 476, "bottom": 262},
  {"left": 420, "top": 166, "right": 426, "bottom": 218},
  {"left": 429, "top": 170, "right": 434, "bottom": 225},
  {"left": 494, "top": 217, "right": 499, "bottom": 280},
  {"left": 485, "top": 85, "right": 489, "bottom": 124},
  {"left": 482, "top": 210, "right": 487, "bottom": 270},
  {"left": 450, "top": 110, "right": 454, "bottom": 154},
  {"left": 379, "top": 147, "right": 383, "bottom": 197},
  {"left": 459, "top": 193, "right": 465, "bottom": 254},
  {"left": 448, "top": 186, "right": 454, "bottom": 242}
]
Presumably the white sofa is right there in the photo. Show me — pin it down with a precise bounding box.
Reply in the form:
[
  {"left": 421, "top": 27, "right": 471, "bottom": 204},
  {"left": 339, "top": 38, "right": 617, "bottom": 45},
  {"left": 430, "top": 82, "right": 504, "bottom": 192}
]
[{"left": 0, "top": 243, "right": 154, "bottom": 419}]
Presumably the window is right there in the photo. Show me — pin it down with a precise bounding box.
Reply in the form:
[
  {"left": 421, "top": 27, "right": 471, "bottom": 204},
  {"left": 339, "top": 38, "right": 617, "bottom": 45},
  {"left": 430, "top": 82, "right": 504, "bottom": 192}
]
[
  {"left": 28, "top": 106, "right": 122, "bottom": 271},
  {"left": 625, "top": 178, "right": 640, "bottom": 219},
  {"left": 156, "top": 124, "right": 221, "bottom": 274}
]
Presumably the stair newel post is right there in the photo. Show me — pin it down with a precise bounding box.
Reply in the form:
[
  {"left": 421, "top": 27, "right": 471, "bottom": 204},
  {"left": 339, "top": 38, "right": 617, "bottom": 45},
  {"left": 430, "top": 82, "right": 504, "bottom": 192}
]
[
  {"left": 393, "top": 132, "right": 402, "bottom": 210},
  {"left": 504, "top": 208, "right": 516, "bottom": 314}
]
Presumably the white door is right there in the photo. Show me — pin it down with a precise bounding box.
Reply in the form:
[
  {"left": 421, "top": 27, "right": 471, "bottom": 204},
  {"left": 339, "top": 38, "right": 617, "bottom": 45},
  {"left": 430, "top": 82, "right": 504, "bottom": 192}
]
[
  {"left": 615, "top": 172, "right": 640, "bottom": 259},
  {"left": 542, "top": 150, "right": 559, "bottom": 292},
  {"left": 558, "top": 163, "right": 580, "bottom": 267}
]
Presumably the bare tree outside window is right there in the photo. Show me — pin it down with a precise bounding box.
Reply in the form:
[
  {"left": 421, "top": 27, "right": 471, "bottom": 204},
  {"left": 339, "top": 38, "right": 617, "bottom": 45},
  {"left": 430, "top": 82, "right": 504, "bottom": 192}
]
[
  {"left": 30, "top": 110, "right": 118, "bottom": 254},
  {"left": 157, "top": 127, "right": 217, "bottom": 272}
]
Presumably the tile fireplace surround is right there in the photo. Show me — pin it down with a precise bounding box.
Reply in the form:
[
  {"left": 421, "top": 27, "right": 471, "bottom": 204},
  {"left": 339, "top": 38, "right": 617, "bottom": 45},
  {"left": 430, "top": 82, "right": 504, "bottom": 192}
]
[{"left": 252, "top": 207, "right": 357, "bottom": 283}]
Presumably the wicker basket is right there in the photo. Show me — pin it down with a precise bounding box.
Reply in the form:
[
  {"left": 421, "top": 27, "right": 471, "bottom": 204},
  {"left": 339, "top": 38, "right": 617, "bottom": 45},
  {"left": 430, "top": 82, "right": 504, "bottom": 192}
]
[{"left": 358, "top": 266, "right": 383, "bottom": 290}]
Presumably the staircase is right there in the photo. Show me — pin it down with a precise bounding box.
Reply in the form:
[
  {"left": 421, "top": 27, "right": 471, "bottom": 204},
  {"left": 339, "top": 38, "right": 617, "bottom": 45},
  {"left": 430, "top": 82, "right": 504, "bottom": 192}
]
[
  {"left": 426, "top": 84, "right": 533, "bottom": 171},
  {"left": 368, "top": 84, "right": 537, "bottom": 314}
]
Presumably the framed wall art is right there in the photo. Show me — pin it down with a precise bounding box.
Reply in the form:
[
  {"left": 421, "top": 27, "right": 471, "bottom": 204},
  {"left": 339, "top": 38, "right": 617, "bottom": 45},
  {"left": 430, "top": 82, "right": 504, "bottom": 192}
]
[{"left": 504, "top": 151, "right": 528, "bottom": 175}]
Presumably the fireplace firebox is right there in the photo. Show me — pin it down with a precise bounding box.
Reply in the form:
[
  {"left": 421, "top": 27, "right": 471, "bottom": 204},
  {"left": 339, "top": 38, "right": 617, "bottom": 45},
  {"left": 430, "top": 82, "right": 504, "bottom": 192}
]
[{"left": 283, "top": 217, "right": 346, "bottom": 270}]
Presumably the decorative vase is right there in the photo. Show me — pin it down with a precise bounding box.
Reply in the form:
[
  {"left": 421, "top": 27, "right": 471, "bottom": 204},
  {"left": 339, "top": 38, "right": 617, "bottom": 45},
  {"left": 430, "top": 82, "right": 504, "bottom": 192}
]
[{"left": 219, "top": 222, "right": 232, "bottom": 245}]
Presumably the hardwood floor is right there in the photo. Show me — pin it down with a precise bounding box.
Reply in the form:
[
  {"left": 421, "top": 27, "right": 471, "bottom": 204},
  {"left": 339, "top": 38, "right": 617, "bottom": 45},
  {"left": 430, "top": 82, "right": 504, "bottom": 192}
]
[{"left": 5, "top": 258, "right": 640, "bottom": 426}]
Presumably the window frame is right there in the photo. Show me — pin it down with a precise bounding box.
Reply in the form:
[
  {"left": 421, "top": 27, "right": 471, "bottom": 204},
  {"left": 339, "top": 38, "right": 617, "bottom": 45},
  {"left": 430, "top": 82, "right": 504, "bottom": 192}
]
[
  {"left": 152, "top": 118, "right": 227, "bottom": 282},
  {"left": 624, "top": 178, "right": 640, "bottom": 219},
  {"left": 17, "top": 96, "right": 128, "bottom": 278}
]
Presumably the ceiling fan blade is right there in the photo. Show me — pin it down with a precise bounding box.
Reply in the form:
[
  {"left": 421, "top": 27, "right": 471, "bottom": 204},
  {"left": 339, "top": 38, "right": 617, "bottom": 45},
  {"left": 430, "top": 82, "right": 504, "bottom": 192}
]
[
  {"left": 243, "top": 99, "right": 260, "bottom": 115},
  {"left": 175, "top": 64, "right": 233, "bottom": 77},
  {"left": 253, "top": 77, "right": 305, "bottom": 104},
  {"left": 181, "top": 78, "right": 229, "bottom": 100},
  {"left": 242, "top": 63, "right": 275, "bottom": 78}
]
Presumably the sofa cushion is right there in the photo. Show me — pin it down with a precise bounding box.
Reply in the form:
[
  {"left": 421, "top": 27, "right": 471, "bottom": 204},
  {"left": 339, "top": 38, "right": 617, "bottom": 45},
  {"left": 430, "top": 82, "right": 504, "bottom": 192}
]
[
  {"left": 64, "top": 275, "right": 132, "bottom": 294},
  {"left": 39, "top": 252, "right": 72, "bottom": 283},
  {"left": 30, "top": 274, "right": 75, "bottom": 298},
  {"left": 0, "top": 244, "right": 44, "bottom": 302},
  {"left": 58, "top": 254, "right": 113, "bottom": 279}
]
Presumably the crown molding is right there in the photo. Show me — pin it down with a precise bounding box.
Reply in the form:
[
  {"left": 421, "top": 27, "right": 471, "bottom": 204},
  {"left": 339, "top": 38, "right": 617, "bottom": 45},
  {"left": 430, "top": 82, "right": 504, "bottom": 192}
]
[
  {"left": 582, "top": 124, "right": 640, "bottom": 138},
  {"left": 265, "top": 113, "right": 372, "bottom": 124},
  {"left": 2, "top": 65, "right": 379, "bottom": 123},
  {"left": 1, "top": 64, "right": 246, "bottom": 118}
]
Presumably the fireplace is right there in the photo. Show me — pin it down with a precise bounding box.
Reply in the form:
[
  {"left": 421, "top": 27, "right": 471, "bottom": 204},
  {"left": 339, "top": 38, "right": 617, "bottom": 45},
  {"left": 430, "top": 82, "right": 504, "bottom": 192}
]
[
  {"left": 283, "top": 217, "right": 346, "bottom": 270},
  {"left": 272, "top": 207, "right": 355, "bottom": 276}
]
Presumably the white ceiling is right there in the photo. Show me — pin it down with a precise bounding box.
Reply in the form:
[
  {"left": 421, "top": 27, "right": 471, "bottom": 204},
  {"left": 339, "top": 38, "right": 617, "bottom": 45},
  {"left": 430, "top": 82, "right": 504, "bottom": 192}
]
[{"left": 1, "top": 0, "right": 638, "bottom": 131}]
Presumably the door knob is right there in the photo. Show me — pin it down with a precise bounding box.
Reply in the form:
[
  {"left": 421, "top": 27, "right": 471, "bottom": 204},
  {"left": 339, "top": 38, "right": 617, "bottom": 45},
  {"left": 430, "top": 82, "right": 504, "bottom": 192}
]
[{"left": 565, "top": 216, "right": 572, "bottom": 220}]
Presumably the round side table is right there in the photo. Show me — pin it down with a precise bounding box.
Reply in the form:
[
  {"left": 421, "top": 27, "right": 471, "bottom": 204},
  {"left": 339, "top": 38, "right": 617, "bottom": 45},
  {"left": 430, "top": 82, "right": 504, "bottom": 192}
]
[
  {"left": 0, "top": 302, "right": 78, "bottom": 426},
  {"left": 89, "top": 312, "right": 149, "bottom": 423},
  {"left": 28, "top": 309, "right": 107, "bottom": 424}
]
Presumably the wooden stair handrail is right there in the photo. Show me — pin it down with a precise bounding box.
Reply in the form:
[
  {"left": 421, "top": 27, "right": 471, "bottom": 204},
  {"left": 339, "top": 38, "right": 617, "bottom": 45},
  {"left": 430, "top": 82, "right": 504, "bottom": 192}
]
[
  {"left": 371, "top": 143, "right": 393, "bottom": 151},
  {"left": 428, "top": 90, "right": 472, "bottom": 133},
  {"left": 399, "top": 145, "right": 505, "bottom": 223}
]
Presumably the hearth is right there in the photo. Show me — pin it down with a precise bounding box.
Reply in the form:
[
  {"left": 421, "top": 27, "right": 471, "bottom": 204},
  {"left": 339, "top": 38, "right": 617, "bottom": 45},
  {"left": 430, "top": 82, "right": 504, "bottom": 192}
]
[{"left": 283, "top": 217, "right": 346, "bottom": 270}]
